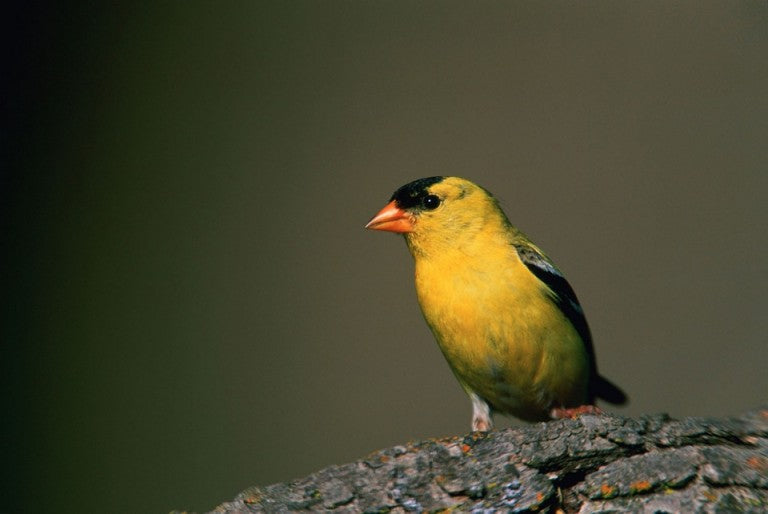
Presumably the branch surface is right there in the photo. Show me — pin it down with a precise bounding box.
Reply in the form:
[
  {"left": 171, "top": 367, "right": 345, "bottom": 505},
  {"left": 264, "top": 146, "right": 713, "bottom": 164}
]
[{"left": 205, "top": 406, "right": 768, "bottom": 512}]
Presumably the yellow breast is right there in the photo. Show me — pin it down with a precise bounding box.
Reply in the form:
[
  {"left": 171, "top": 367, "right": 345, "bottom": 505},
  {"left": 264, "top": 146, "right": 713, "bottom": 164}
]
[{"left": 413, "top": 236, "right": 589, "bottom": 421}]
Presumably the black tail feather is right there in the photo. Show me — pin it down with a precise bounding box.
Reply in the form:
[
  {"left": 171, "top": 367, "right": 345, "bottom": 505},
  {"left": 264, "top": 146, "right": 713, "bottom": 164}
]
[{"left": 594, "top": 375, "right": 628, "bottom": 405}]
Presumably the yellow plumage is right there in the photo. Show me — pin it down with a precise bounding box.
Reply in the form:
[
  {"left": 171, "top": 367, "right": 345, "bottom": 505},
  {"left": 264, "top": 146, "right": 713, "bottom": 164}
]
[{"left": 366, "top": 176, "right": 625, "bottom": 431}]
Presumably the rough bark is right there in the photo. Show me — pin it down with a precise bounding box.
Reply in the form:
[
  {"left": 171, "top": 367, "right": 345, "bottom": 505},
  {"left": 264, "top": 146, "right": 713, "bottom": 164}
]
[{"left": 204, "top": 406, "right": 768, "bottom": 513}]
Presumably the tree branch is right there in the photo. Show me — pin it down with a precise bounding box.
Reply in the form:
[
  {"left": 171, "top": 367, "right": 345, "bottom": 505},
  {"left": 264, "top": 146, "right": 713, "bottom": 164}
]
[{"left": 204, "top": 406, "right": 768, "bottom": 512}]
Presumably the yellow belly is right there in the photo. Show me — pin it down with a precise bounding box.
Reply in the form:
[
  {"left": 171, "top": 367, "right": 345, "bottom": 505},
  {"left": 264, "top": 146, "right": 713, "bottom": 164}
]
[{"left": 414, "top": 250, "right": 589, "bottom": 421}]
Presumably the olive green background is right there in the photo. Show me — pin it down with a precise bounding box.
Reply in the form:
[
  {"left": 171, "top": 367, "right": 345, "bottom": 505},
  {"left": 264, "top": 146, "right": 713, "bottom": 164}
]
[{"left": 3, "top": 2, "right": 767, "bottom": 513}]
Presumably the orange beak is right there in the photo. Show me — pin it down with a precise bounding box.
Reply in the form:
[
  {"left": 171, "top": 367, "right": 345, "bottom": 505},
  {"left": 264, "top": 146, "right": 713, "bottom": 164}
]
[{"left": 365, "top": 200, "right": 414, "bottom": 233}]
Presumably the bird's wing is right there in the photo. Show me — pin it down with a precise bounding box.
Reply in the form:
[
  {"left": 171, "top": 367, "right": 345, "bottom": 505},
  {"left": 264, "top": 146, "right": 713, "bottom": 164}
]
[
  {"left": 513, "top": 244, "right": 599, "bottom": 385},
  {"left": 513, "top": 243, "right": 627, "bottom": 405},
  {"left": 512, "top": 245, "right": 592, "bottom": 348}
]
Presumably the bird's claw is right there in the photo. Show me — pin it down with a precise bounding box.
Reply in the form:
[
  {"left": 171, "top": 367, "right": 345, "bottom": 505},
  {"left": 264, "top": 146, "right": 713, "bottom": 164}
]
[{"left": 550, "top": 405, "right": 603, "bottom": 419}]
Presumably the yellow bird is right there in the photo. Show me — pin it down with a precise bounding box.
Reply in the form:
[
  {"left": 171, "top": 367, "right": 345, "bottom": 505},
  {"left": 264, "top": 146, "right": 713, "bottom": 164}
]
[{"left": 365, "top": 176, "right": 626, "bottom": 431}]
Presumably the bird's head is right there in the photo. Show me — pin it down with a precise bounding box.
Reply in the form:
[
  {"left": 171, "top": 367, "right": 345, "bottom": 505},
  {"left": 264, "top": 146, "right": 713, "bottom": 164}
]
[{"left": 365, "top": 176, "right": 509, "bottom": 257}]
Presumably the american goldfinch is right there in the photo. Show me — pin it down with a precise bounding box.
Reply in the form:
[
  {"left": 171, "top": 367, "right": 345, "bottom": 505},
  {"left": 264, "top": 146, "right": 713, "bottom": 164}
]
[{"left": 365, "top": 176, "right": 626, "bottom": 431}]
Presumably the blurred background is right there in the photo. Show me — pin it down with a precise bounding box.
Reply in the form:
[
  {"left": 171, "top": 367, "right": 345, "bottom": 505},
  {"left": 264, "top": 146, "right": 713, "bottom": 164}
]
[{"left": 3, "top": 2, "right": 766, "bottom": 513}]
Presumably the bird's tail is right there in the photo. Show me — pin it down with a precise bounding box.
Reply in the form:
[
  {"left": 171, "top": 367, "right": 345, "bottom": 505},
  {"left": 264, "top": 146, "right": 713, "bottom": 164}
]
[{"left": 594, "top": 375, "right": 628, "bottom": 405}]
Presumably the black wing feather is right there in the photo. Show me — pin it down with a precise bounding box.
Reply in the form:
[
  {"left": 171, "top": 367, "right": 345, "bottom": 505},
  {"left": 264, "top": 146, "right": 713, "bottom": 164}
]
[{"left": 513, "top": 244, "right": 627, "bottom": 405}]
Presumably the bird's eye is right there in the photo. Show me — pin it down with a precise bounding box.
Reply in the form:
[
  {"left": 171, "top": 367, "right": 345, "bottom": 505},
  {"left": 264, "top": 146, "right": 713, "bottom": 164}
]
[{"left": 422, "top": 194, "right": 441, "bottom": 210}]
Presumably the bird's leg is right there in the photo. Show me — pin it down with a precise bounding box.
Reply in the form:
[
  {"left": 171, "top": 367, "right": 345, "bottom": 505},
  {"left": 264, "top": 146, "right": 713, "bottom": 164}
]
[
  {"left": 469, "top": 392, "right": 493, "bottom": 432},
  {"left": 550, "top": 404, "right": 603, "bottom": 419}
]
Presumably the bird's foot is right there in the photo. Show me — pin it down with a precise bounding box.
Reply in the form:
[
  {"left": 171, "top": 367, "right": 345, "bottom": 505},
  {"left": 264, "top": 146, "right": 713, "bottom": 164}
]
[
  {"left": 472, "top": 416, "right": 492, "bottom": 432},
  {"left": 550, "top": 405, "right": 603, "bottom": 419},
  {"left": 469, "top": 392, "right": 493, "bottom": 432}
]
